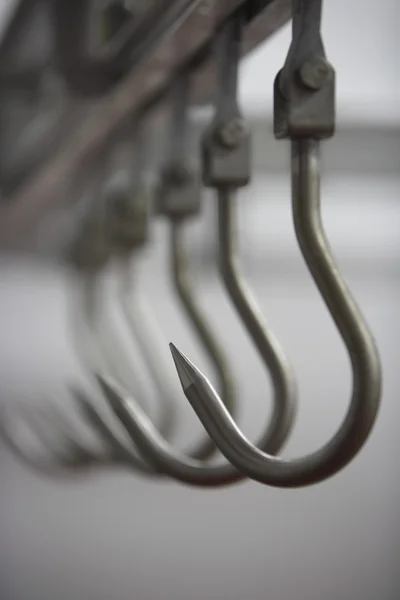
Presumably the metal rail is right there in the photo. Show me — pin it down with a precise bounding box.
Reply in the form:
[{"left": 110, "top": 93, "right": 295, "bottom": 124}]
[{"left": 0, "top": 0, "right": 291, "bottom": 249}]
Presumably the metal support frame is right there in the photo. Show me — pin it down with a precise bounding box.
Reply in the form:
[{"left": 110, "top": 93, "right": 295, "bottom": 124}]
[{"left": 0, "top": 0, "right": 292, "bottom": 250}]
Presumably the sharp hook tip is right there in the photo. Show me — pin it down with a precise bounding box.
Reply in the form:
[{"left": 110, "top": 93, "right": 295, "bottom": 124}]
[{"left": 169, "top": 343, "right": 201, "bottom": 391}]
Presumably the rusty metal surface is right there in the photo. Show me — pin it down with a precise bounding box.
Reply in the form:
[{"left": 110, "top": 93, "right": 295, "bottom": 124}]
[{"left": 0, "top": 0, "right": 291, "bottom": 249}]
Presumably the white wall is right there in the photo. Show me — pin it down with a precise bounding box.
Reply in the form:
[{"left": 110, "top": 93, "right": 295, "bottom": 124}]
[
  {"left": 1, "top": 147, "right": 399, "bottom": 600},
  {"left": 0, "top": 1, "right": 399, "bottom": 599},
  {"left": 239, "top": 0, "right": 400, "bottom": 124}
]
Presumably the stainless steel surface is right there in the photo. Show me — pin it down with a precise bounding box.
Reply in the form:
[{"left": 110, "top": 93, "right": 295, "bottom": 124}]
[
  {"left": 201, "top": 16, "right": 251, "bottom": 188},
  {"left": 155, "top": 62, "right": 238, "bottom": 462},
  {"left": 78, "top": 271, "right": 178, "bottom": 474},
  {"left": 274, "top": 0, "right": 335, "bottom": 139},
  {"left": 0, "top": 0, "right": 396, "bottom": 592},
  {"left": 170, "top": 220, "right": 237, "bottom": 460},
  {"left": 155, "top": 70, "right": 202, "bottom": 221},
  {"left": 119, "top": 261, "right": 182, "bottom": 443},
  {"left": 172, "top": 139, "right": 382, "bottom": 487},
  {"left": 95, "top": 359, "right": 295, "bottom": 486}
]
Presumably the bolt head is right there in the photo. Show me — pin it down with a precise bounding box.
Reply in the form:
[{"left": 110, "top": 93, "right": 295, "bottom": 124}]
[
  {"left": 298, "top": 57, "right": 332, "bottom": 90},
  {"left": 110, "top": 190, "right": 131, "bottom": 217},
  {"left": 163, "top": 163, "right": 192, "bottom": 188},
  {"left": 217, "top": 117, "right": 247, "bottom": 149}
]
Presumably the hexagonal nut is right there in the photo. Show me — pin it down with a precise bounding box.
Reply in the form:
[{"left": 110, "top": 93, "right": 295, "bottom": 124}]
[
  {"left": 216, "top": 117, "right": 249, "bottom": 149},
  {"left": 69, "top": 223, "right": 110, "bottom": 271},
  {"left": 298, "top": 57, "right": 333, "bottom": 91},
  {"left": 162, "top": 162, "right": 193, "bottom": 188},
  {"left": 274, "top": 65, "right": 335, "bottom": 140},
  {"left": 201, "top": 122, "right": 251, "bottom": 188},
  {"left": 156, "top": 161, "right": 201, "bottom": 219},
  {"left": 107, "top": 186, "right": 149, "bottom": 249}
]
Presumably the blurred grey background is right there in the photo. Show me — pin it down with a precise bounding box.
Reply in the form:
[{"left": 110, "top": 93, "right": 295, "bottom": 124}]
[{"left": 0, "top": 1, "right": 399, "bottom": 599}]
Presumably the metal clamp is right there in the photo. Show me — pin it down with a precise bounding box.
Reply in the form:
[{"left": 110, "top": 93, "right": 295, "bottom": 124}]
[
  {"left": 106, "top": 182, "right": 151, "bottom": 252},
  {"left": 102, "top": 122, "right": 151, "bottom": 253},
  {"left": 155, "top": 72, "right": 201, "bottom": 221},
  {"left": 67, "top": 145, "right": 123, "bottom": 270},
  {"left": 201, "top": 16, "right": 251, "bottom": 189},
  {"left": 274, "top": 0, "right": 335, "bottom": 139},
  {"left": 68, "top": 211, "right": 111, "bottom": 272}
]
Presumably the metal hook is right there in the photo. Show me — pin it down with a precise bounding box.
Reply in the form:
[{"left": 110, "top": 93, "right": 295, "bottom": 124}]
[
  {"left": 0, "top": 390, "right": 149, "bottom": 476},
  {"left": 154, "top": 69, "right": 237, "bottom": 461},
  {"left": 66, "top": 164, "right": 154, "bottom": 424},
  {"left": 95, "top": 22, "right": 297, "bottom": 487},
  {"left": 0, "top": 207, "right": 144, "bottom": 475},
  {"left": 119, "top": 261, "right": 181, "bottom": 440},
  {"left": 0, "top": 404, "right": 98, "bottom": 476},
  {"left": 165, "top": 0, "right": 382, "bottom": 488},
  {"left": 66, "top": 109, "right": 243, "bottom": 481},
  {"left": 0, "top": 165, "right": 179, "bottom": 477},
  {"left": 100, "top": 137, "right": 179, "bottom": 443},
  {"left": 65, "top": 171, "right": 183, "bottom": 476},
  {"left": 0, "top": 112, "right": 244, "bottom": 482},
  {"left": 111, "top": 127, "right": 183, "bottom": 445}
]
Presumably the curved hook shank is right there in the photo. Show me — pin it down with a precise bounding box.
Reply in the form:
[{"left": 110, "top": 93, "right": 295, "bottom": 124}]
[
  {"left": 170, "top": 220, "right": 237, "bottom": 460},
  {"left": 96, "top": 369, "right": 292, "bottom": 488},
  {"left": 68, "top": 271, "right": 162, "bottom": 475},
  {"left": 176, "top": 139, "right": 381, "bottom": 488},
  {"left": 218, "top": 189, "right": 297, "bottom": 451},
  {"left": 0, "top": 406, "right": 98, "bottom": 477},
  {"left": 93, "top": 208, "right": 297, "bottom": 486},
  {"left": 88, "top": 181, "right": 298, "bottom": 486},
  {"left": 118, "top": 257, "right": 179, "bottom": 441}
]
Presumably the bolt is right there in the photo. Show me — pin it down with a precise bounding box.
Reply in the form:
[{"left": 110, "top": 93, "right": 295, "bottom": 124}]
[
  {"left": 111, "top": 192, "right": 131, "bottom": 217},
  {"left": 166, "top": 163, "right": 191, "bottom": 187},
  {"left": 217, "top": 117, "right": 247, "bottom": 149},
  {"left": 298, "top": 57, "right": 332, "bottom": 91}
]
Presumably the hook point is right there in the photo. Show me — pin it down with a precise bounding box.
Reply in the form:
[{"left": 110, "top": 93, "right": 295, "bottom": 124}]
[{"left": 169, "top": 343, "right": 203, "bottom": 392}]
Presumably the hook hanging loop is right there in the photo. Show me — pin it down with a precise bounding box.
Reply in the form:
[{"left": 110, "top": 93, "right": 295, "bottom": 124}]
[
  {"left": 154, "top": 67, "right": 237, "bottom": 462},
  {"left": 155, "top": 70, "right": 201, "bottom": 221},
  {"left": 274, "top": 0, "right": 335, "bottom": 140},
  {"left": 201, "top": 14, "right": 251, "bottom": 190},
  {"left": 106, "top": 121, "right": 151, "bottom": 255}
]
